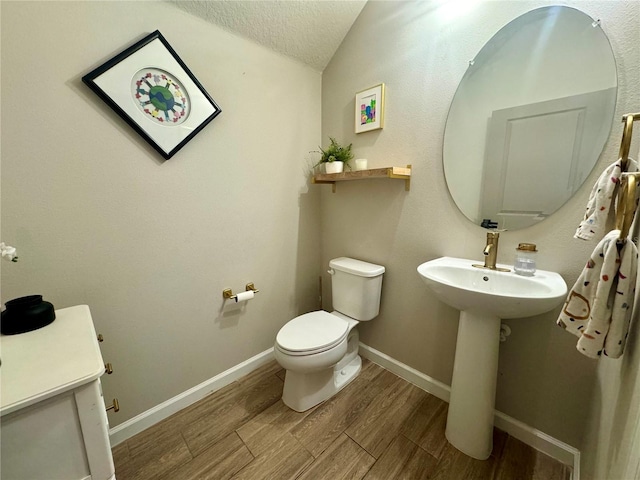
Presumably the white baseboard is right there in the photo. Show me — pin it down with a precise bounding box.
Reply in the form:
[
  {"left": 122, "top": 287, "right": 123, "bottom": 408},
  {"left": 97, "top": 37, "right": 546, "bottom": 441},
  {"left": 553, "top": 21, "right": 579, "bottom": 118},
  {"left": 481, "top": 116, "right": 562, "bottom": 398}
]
[
  {"left": 358, "top": 342, "right": 581, "bottom": 476},
  {"left": 109, "top": 348, "right": 274, "bottom": 446},
  {"left": 358, "top": 343, "right": 451, "bottom": 402},
  {"left": 493, "top": 411, "right": 581, "bottom": 473}
]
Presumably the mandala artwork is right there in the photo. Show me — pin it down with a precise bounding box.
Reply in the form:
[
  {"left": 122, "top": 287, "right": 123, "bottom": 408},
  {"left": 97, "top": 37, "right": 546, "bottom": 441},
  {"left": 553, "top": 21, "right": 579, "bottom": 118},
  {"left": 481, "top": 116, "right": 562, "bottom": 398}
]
[{"left": 132, "top": 69, "right": 190, "bottom": 125}]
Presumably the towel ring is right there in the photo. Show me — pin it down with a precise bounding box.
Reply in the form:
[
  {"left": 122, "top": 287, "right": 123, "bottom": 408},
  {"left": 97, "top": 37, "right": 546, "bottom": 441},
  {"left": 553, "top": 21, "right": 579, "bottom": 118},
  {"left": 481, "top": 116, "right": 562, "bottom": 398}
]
[
  {"left": 616, "top": 173, "right": 637, "bottom": 241},
  {"left": 619, "top": 115, "right": 635, "bottom": 171}
]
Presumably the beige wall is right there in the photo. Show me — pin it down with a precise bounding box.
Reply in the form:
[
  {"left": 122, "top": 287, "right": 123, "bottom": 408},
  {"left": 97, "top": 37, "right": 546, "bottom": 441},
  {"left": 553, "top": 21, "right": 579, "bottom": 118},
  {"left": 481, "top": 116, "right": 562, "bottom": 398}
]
[
  {"left": 582, "top": 343, "right": 640, "bottom": 479},
  {"left": 321, "top": 0, "right": 639, "bottom": 452},
  {"left": 0, "top": 1, "right": 321, "bottom": 426}
]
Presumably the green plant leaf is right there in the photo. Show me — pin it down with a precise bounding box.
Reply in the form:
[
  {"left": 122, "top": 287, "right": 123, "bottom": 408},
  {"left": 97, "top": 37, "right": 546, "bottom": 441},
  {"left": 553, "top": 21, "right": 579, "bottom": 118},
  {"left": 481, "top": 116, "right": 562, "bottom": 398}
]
[{"left": 313, "top": 137, "right": 354, "bottom": 166}]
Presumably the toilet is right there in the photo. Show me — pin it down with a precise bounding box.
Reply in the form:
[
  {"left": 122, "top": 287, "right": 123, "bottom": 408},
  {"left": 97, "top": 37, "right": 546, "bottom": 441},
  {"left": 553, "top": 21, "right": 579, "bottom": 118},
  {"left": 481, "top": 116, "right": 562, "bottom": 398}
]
[{"left": 274, "top": 257, "right": 385, "bottom": 412}]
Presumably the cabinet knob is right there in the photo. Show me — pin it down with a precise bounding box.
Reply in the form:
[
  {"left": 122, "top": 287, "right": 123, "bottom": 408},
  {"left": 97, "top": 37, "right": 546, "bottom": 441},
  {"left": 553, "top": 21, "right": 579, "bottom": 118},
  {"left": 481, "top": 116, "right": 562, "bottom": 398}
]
[
  {"left": 97, "top": 334, "right": 104, "bottom": 342},
  {"left": 106, "top": 398, "right": 120, "bottom": 413},
  {"left": 105, "top": 363, "right": 113, "bottom": 375}
]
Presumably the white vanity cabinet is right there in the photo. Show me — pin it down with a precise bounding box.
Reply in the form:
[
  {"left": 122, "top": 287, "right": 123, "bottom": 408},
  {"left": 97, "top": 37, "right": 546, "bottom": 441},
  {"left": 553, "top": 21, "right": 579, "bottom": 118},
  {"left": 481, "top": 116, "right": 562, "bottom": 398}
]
[{"left": 0, "top": 305, "right": 116, "bottom": 480}]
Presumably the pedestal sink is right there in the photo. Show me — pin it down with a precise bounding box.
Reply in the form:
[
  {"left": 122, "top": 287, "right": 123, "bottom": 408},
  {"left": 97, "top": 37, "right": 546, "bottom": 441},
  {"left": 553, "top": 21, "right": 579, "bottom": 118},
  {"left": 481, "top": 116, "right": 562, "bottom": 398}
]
[{"left": 417, "top": 256, "right": 567, "bottom": 460}]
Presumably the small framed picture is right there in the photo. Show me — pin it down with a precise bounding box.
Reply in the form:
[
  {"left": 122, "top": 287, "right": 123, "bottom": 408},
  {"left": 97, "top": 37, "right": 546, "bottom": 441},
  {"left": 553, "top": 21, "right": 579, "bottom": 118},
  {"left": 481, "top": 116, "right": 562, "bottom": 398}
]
[
  {"left": 82, "top": 30, "right": 221, "bottom": 160},
  {"left": 355, "top": 83, "right": 385, "bottom": 134}
]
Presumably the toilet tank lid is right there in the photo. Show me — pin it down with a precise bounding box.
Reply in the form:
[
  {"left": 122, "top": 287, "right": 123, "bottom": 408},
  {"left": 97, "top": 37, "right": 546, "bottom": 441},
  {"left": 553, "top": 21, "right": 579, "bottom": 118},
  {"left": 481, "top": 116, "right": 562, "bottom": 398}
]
[{"left": 329, "top": 257, "right": 385, "bottom": 277}]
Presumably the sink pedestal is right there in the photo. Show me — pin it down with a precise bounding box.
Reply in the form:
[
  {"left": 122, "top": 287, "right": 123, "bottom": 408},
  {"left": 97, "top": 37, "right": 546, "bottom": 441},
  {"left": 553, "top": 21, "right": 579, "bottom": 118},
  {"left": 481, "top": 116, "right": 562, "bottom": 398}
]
[
  {"left": 418, "top": 257, "right": 568, "bottom": 460},
  {"left": 445, "top": 310, "right": 501, "bottom": 460}
]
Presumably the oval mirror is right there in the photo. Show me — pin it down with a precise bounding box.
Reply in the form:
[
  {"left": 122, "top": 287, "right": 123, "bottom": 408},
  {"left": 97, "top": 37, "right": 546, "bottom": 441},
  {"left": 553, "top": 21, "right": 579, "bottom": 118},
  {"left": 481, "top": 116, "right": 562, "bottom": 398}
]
[{"left": 443, "top": 6, "right": 617, "bottom": 230}]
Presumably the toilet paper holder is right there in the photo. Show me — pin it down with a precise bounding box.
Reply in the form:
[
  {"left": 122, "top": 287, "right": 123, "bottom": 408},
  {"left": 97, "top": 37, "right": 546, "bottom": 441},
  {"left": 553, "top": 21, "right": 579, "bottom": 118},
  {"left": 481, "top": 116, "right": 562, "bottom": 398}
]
[{"left": 223, "top": 283, "right": 260, "bottom": 300}]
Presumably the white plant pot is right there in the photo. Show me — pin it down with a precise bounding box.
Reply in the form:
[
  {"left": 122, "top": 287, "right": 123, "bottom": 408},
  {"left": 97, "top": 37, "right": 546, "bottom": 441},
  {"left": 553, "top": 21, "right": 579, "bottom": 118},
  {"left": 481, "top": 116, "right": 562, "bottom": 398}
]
[{"left": 325, "top": 161, "right": 344, "bottom": 174}]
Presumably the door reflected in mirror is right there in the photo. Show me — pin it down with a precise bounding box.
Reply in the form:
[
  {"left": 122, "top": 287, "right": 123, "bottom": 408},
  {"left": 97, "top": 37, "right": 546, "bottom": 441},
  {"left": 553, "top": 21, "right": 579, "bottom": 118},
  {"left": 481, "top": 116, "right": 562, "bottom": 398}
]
[{"left": 443, "top": 6, "right": 617, "bottom": 230}]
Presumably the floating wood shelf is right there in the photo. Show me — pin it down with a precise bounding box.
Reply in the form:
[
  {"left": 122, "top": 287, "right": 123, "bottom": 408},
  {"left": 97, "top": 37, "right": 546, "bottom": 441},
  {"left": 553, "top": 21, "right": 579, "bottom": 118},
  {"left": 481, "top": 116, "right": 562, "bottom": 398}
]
[{"left": 311, "top": 165, "right": 412, "bottom": 193}]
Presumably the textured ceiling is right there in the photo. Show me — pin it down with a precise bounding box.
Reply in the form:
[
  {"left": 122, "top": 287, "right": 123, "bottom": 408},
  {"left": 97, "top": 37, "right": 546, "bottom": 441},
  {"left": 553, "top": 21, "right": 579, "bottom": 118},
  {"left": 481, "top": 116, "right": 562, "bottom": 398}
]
[{"left": 168, "top": 0, "right": 368, "bottom": 71}]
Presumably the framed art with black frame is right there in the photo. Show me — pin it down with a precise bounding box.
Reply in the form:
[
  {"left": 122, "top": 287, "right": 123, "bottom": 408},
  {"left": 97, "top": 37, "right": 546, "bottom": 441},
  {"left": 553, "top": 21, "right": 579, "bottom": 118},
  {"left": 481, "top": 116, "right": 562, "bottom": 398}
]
[{"left": 82, "top": 30, "right": 221, "bottom": 160}]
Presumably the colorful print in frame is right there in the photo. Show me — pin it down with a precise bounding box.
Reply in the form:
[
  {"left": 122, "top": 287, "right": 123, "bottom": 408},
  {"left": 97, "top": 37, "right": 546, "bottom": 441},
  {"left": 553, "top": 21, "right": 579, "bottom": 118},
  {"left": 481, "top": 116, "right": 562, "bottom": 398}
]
[
  {"left": 83, "top": 30, "right": 221, "bottom": 160},
  {"left": 355, "top": 83, "right": 385, "bottom": 134}
]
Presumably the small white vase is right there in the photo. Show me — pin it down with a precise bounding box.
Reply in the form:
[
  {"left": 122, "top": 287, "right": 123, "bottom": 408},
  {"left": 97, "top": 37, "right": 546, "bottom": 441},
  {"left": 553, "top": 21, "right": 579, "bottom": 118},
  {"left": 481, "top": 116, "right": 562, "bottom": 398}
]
[{"left": 325, "top": 161, "right": 344, "bottom": 174}]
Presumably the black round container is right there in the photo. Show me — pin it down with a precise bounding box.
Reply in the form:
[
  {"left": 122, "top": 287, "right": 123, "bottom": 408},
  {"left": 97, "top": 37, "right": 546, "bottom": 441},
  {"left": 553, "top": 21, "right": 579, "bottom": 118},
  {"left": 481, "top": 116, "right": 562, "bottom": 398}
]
[{"left": 1, "top": 295, "right": 55, "bottom": 335}]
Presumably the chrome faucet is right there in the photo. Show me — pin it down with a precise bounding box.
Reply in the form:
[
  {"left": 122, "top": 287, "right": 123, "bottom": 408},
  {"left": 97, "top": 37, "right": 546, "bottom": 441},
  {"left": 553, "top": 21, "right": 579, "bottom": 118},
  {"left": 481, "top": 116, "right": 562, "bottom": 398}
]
[{"left": 473, "top": 231, "right": 510, "bottom": 271}]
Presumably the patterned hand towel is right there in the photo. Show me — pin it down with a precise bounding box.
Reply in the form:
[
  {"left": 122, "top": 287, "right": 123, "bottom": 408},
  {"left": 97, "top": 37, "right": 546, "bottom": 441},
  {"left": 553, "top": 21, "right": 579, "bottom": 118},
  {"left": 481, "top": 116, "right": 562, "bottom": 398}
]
[
  {"left": 557, "top": 230, "right": 620, "bottom": 358},
  {"left": 602, "top": 238, "right": 638, "bottom": 358},
  {"left": 574, "top": 158, "right": 637, "bottom": 241}
]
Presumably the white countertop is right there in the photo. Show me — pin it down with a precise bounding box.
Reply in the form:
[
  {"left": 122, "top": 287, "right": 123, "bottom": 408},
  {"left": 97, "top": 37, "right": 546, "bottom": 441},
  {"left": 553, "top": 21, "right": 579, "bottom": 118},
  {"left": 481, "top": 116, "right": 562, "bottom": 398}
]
[{"left": 0, "top": 305, "right": 105, "bottom": 416}]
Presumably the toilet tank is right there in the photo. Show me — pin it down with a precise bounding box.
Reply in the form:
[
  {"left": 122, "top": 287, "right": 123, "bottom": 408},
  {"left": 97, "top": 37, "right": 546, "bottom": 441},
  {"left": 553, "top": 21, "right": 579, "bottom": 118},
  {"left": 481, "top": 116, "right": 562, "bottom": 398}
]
[{"left": 329, "top": 257, "right": 385, "bottom": 321}]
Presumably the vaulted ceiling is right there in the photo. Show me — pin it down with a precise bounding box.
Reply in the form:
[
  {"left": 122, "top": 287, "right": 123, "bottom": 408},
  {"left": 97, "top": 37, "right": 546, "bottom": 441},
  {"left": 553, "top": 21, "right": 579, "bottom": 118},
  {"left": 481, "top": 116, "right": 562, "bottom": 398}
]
[{"left": 169, "top": 0, "right": 368, "bottom": 71}]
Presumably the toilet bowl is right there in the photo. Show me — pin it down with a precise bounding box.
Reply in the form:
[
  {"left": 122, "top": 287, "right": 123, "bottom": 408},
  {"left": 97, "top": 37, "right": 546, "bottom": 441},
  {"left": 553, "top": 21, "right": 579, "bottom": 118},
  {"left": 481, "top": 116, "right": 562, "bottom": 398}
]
[
  {"left": 274, "top": 311, "right": 361, "bottom": 412},
  {"left": 274, "top": 257, "right": 385, "bottom": 412}
]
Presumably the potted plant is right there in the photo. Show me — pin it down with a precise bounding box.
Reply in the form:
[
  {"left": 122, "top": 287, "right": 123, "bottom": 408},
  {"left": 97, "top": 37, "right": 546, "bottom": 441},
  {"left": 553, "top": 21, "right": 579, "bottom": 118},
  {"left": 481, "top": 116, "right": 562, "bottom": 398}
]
[{"left": 314, "top": 137, "right": 354, "bottom": 174}]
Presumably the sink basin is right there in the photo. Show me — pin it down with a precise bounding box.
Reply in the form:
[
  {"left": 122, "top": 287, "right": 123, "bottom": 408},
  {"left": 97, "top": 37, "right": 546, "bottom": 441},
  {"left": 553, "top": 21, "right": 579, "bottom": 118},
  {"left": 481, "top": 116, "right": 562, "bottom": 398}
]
[
  {"left": 417, "top": 256, "right": 567, "bottom": 318},
  {"left": 417, "top": 256, "right": 567, "bottom": 460}
]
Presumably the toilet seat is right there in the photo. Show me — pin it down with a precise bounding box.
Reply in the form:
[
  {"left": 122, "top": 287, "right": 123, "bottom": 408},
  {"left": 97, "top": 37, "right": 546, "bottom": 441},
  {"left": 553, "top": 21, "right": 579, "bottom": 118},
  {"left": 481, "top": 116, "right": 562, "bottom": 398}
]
[{"left": 276, "top": 311, "right": 349, "bottom": 356}]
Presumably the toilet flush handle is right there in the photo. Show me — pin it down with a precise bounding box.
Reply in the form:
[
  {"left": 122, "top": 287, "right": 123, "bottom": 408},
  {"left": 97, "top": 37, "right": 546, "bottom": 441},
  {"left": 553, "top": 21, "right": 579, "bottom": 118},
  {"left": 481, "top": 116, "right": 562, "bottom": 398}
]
[{"left": 327, "top": 268, "right": 335, "bottom": 275}]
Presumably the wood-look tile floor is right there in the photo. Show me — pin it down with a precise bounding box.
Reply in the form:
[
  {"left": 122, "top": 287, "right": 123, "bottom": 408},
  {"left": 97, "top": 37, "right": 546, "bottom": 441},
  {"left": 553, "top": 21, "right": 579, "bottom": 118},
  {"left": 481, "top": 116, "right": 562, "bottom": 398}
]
[{"left": 112, "top": 359, "right": 571, "bottom": 480}]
